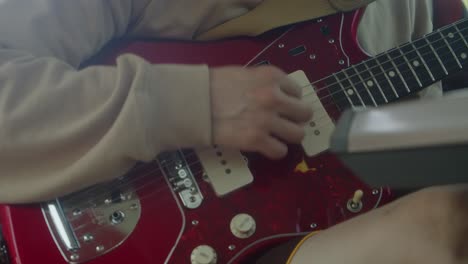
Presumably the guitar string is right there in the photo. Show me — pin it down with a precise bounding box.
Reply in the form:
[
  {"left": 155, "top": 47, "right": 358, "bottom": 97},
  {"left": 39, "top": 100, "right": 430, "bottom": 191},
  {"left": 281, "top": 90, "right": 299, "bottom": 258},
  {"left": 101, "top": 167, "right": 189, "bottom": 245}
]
[
  {"left": 68, "top": 39, "right": 468, "bottom": 233},
  {"left": 60, "top": 17, "right": 468, "bottom": 205},
  {"left": 297, "top": 26, "right": 468, "bottom": 105},
  {"left": 287, "top": 19, "right": 468, "bottom": 96},
  {"left": 61, "top": 31, "right": 468, "bottom": 211},
  {"left": 67, "top": 20, "right": 468, "bottom": 233},
  {"left": 63, "top": 29, "right": 468, "bottom": 210},
  {"left": 284, "top": 29, "right": 468, "bottom": 126}
]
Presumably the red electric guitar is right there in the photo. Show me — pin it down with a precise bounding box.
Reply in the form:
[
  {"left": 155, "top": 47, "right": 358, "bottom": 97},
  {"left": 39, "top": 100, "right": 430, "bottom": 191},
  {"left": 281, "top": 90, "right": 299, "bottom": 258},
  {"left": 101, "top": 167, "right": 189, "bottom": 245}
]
[{"left": 1, "top": 9, "right": 468, "bottom": 264}]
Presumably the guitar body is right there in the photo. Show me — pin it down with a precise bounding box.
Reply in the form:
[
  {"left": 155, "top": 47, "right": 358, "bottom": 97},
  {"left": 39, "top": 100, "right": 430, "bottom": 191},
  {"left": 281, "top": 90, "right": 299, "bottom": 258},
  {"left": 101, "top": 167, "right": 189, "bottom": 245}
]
[{"left": 0, "top": 11, "right": 395, "bottom": 264}]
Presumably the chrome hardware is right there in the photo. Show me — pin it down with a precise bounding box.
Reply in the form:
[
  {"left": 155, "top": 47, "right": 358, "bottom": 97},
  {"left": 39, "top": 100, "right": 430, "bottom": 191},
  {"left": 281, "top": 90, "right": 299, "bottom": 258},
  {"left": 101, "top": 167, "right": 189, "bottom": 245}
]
[
  {"left": 0, "top": 227, "right": 10, "bottom": 264},
  {"left": 339, "top": 59, "right": 345, "bottom": 65},
  {"left": 45, "top": 201, "right": 80, "bottom": 251},
  {"left": 42, "top": 185, "right": 141, "bottom": 263},
  {"left": 347, "top": 199, "right": 363, "bottom": 213},
  {"left": 310, "top": 223, "right": 318, "bottom": 229},
  {"left": 96, "top": 245, "right": 105, "bottom": 252},
  {"left": 82, "top": 234, "right": 94, "bottom": 243},
  {"left": 228, "top": 245, "right": 236, "bottom": 251},
  {"left": 72, "top": 208, "right": 82, "bottom": 216},
  {"left": 329, "top": 38, "right": 335, "bottom": 44},
  {"left": 372, "top": 189, "right": 380, "bottom": 195},
  {"left": 192, "top": 220, "right": 199, "bottom": 226},
  {"left": 278, "top": 43, "right": 285, "bottom": 48},
  {"left": 70, "top": 254, "right": 79, "bottom": 261},
  {"left": 110, "top": 211, "right": 125, "bottom": 225},
  {"left": 159, "top": 151, "right": 204, "bottom": 209},
  {"left": 347, "top": 190, "right": 364, "bottom": 213},
  {"left": 310, "top": 54, "right": 317, "bottom": 60}
]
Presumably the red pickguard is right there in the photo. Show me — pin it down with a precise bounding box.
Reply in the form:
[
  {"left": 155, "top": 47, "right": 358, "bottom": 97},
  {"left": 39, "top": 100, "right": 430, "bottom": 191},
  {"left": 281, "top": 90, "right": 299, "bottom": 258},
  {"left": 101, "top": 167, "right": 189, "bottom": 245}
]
[{"left": 0, "top": 11, "right": 394, "bottom": 264}]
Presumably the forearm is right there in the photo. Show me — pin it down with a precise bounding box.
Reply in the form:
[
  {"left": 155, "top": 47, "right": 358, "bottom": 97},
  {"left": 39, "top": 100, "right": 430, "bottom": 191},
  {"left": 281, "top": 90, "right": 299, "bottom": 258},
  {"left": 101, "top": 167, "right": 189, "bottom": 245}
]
[{"left": 0, "top": 50, "right": 211, "bottom": 203}]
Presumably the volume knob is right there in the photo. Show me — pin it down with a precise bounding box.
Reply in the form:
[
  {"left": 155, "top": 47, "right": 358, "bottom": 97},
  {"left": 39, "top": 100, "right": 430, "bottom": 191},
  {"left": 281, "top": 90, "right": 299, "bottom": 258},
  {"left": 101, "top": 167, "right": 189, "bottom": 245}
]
[{"left": 191, "top": 245, "right": 217, "bottom": 264}]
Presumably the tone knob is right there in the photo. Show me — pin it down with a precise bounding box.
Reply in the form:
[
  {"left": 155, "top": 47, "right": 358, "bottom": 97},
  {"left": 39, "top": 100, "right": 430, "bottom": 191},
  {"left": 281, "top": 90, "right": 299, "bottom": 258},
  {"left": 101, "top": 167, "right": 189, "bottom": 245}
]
[
  {"left": 230, "top": 213, "right": 256, "bottom": 239},
  {"left": 191, "top": 245, "right": 217, "bottom": 264}
]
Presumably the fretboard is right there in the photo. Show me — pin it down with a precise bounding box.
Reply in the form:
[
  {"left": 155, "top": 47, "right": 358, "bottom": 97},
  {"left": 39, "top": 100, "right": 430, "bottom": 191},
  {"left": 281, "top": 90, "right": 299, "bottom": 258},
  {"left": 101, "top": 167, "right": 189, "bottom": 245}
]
[{"left": 325, "top": 18, "right": 468, "bottom": 110}]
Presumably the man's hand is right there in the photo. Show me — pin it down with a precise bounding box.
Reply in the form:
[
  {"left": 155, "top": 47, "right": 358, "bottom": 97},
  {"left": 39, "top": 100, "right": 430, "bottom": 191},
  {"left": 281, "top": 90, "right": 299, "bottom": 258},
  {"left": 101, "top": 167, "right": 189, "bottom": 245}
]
[{"left": 210, "top": 66, "right": 313, "bottom": 159}]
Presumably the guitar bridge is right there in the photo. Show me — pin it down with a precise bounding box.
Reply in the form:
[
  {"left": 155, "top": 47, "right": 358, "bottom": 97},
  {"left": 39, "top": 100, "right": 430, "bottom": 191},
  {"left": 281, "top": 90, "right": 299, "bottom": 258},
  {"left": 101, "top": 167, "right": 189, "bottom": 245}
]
[{"left": 42, "top": 186, "right": 141, "bottom": 263}]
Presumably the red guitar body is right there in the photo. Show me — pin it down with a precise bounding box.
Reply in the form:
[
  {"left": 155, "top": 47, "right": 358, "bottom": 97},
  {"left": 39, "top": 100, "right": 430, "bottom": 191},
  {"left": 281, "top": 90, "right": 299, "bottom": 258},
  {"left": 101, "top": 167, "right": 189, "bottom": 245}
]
[{"left": 0, "top": 10, "right": 394, "bottom": 264}]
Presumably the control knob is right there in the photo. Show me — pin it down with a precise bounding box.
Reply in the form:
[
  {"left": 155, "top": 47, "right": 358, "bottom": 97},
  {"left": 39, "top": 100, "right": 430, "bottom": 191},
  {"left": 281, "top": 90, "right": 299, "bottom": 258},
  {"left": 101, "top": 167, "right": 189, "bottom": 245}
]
[{"left": 191, "top": 245, "right": 217, "bottom": 264}]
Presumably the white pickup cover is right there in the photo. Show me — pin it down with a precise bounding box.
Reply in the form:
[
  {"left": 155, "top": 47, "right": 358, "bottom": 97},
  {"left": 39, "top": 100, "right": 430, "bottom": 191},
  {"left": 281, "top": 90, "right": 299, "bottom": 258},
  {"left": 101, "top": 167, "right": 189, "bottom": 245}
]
[
  {"left": 196, "top": 147, "right": 253, "bottom": 196},
  {"left": 289, "top": 70, "right": 335, "bottom": 157}
]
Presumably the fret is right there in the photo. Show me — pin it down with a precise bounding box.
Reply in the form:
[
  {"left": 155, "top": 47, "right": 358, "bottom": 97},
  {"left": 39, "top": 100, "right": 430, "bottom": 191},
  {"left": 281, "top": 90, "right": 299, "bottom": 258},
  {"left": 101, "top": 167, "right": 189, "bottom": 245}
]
[
  {"left": 376, "top": 54, "right": 409, "bottom": 96},
  {"left": 385, "top": 53, "right": 410, "bottom": 92},
  {"left": 334, "top": 72, "right": 366, "bottom": 107},
  {"left": 325, "top": 75, "right": 352, "bottom": 110},
  {"left": 321, "top": 19, "right": 468, "bottom": 114},
  {"left": 364, "top": 59, "right": 398, "bottom": 102},
  {"left": 375, "top": 57, "right": 400, "bottom": 98},
  {"left": 343, "top": 67, "right": 377, "bottom": 106},
  {"left": 398, "top": 44, "right": 433, "bottom": 87},
  {"left": 412, "top": 38, "right": 447, "bottom": 79},
  {"left": 389, "top": 48, "right": 422, "bottom": 89},
  {"left": 410, "top": 43, "right": 435, "bottom": 81},
  {"left": 353, "top": 63, "right": 387, "bottom": 104},
  {"left": 426, "top": 32, "right": 460, "bottom": 72},
  {"left": 424, "top": 38, "right": 448, "bottom": 75},
  {"left": 361, "top": 61, "right": 390, "bottom": 103},
  {"left": 440, "top": 26, "right": 468, "bottom": 68},
  {"left": 438, "top": 30, "right": 463, "bottom": 68},
  {"left": 454, "top": 24, "right": 468, "bottom": 48}
]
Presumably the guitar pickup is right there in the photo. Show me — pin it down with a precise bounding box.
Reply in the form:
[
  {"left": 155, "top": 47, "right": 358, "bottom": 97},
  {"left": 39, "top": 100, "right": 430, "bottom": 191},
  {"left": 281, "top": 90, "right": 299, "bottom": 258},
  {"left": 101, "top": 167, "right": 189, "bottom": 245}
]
[
  {"left": 288, "top": 70, "right": 335, "bottom": 157},
  {"left": 196, "top": 147, "right": 253, "bottom": 196}
]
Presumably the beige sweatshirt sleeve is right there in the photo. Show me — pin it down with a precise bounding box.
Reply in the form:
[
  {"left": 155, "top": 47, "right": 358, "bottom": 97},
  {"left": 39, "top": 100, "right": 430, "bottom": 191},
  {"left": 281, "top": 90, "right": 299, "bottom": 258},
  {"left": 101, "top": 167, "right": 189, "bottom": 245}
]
[{"left": 0, "top": 1, "right": 212, "bottom": 203}]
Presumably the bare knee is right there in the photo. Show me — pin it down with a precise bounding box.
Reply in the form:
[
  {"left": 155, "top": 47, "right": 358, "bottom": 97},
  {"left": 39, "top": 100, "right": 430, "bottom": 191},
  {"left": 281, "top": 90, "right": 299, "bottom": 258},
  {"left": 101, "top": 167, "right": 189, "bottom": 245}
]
[{"left": 391, "top": 185, "right": 468, "bottom": 263}]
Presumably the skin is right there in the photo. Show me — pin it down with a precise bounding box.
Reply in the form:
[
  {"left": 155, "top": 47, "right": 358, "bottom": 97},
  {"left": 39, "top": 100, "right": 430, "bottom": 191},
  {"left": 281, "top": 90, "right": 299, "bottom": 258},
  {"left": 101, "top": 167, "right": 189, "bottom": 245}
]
[
  {"left": 208, "top": 63, "right": 468, "bottom": 264},
  {"left": 210, "top": 65, "right": 313, "bottom": 159},
  {"left": 288, "top": 185, "right": 468, "bottom": 264},
  {"left": 167, "top": 2, "right": 468, "bottom": 262}
]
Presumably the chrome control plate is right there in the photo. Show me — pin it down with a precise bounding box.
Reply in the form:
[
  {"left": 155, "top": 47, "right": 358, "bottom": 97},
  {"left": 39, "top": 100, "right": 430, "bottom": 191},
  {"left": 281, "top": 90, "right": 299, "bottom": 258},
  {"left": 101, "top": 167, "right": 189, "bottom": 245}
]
[{"left": 42, "top": 185, "right": 141, "bottom": 263}]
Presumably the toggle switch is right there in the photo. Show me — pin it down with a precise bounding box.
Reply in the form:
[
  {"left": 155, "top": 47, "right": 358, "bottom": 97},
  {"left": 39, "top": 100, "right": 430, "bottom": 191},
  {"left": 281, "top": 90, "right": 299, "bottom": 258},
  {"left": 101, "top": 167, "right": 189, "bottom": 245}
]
[{"left": 347, "top": 190, "right": 364, "bottom": 213}]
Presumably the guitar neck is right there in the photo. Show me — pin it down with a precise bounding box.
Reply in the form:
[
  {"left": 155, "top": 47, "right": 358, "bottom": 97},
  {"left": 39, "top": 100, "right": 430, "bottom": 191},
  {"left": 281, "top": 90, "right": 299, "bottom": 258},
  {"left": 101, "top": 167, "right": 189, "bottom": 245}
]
[{"left": 325, "top": 18, "right": 468, "bottom": 109}]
